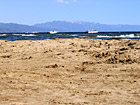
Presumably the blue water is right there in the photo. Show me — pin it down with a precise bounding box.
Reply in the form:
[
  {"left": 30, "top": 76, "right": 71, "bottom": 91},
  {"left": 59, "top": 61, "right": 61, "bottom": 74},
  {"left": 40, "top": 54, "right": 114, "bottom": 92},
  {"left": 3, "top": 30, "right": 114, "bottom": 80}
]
[{"left": 0, "top": 32, "right": 140, "bottom": 41}]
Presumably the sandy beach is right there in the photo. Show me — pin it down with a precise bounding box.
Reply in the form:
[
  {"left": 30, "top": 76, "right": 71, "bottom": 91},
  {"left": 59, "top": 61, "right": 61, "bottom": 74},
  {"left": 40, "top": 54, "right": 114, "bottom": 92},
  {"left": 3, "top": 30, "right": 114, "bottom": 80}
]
[{"left": 0, "top": 38, "right": 140, "bottom": 105}]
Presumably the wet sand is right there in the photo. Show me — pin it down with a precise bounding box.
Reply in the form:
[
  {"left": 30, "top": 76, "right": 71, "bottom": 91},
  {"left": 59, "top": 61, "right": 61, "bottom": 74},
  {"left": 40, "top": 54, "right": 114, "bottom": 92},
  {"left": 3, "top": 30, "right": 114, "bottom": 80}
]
[{"left": 0, "top": 38, "right": 140, "bottom": 105}]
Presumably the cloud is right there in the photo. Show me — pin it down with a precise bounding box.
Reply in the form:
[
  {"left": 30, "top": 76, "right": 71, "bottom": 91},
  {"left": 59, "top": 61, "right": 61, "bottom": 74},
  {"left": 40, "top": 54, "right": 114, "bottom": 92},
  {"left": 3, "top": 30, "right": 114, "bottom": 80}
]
[{"left": 57, "top": 0, "right": 69, "bottom": 3}]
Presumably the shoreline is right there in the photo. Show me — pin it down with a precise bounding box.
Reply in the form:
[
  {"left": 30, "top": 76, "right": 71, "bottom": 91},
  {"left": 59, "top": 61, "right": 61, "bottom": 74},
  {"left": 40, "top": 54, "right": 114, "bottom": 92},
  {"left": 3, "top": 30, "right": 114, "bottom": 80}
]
[{"left": 0, "top": 38, "right": 140, "bottom": 105}]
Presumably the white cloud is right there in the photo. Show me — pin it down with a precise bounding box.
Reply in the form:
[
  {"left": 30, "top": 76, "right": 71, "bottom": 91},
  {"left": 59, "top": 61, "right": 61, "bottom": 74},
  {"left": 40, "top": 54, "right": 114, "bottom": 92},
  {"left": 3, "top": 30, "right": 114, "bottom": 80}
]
[{"left": 57, "top": 0, "right": 69, "bottom": 3}]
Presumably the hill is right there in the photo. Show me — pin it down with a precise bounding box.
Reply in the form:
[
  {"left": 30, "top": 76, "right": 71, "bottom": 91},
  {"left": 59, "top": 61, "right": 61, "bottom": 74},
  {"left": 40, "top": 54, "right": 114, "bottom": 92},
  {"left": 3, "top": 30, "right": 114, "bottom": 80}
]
[
  {"left": 0, "top": 21, "right": 140, "bottom": 32},
  {"left": 0, "top": 23, "right": 44, "bottom": 32},
  {"left": 34, "top": 21, "right": 140, "bottom": 32}
]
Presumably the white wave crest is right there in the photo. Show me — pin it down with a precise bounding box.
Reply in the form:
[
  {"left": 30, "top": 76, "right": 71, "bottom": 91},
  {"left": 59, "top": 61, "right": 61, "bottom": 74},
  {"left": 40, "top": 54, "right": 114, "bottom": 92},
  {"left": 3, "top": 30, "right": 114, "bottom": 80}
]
[
  {"left": 70, "top": 34, "right": 78, "bottom": 36},
  {"left": 97, "top": 34, "right": 140, "bottom": 38},
  {"left": 21, "top": 34, "right": 36, "bottom": 36},
  {"left": 0, "top": 34, "right": 7, "bottom": 36}
]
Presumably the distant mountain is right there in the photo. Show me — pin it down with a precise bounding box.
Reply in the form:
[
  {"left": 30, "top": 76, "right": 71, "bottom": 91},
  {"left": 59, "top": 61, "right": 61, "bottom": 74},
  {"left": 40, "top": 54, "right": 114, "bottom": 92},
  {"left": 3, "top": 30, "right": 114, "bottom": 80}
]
[
  {"left": 0, "top": 23, "right": 44, "bottom": 32},
  {"left": 34, "top": 21, "right": 140, "bottom": 32},
  {"left": 0, "top": 21, "right": 140, "bottom": 32},
  {"left": 34, "top": 21, "right": 87, "bottom": 32}
]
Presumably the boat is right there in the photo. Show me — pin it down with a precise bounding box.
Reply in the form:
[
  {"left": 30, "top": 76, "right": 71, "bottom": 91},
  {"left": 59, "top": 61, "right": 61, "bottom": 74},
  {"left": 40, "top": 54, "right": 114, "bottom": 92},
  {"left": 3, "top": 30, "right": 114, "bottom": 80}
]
[
  {"left": 48, "top": 31, "right": 58, "bottom": 34},
  {"left": 86, "top": 30, "right": 98, "bottom": 33}
]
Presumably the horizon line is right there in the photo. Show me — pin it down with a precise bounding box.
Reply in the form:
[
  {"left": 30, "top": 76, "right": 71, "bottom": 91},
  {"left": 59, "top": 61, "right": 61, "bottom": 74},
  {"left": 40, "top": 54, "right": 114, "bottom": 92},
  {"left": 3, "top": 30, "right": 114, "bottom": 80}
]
[{"left": 1, "top": 21, "right": 140, "bottom": 26}]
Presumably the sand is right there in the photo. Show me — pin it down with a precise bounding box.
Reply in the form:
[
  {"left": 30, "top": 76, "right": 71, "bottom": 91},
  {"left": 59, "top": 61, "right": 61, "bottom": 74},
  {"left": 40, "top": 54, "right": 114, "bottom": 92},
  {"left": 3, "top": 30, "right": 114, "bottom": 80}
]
[{"left": 0, "top": 38, "right": 140, "bottom": 105}]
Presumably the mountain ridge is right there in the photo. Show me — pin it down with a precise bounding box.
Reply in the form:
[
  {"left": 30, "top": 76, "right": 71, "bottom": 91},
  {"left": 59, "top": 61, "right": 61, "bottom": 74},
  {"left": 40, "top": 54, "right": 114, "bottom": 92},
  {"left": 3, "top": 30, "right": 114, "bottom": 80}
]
[{"left": 0, "top": 21, "right": 140, "bottom": 32}]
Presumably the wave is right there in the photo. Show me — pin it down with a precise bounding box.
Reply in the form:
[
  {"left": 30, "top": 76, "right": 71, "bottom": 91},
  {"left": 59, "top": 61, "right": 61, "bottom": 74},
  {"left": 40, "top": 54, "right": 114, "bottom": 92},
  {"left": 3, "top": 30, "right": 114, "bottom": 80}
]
[
  {"left": 97, "top": 34, "right": 140, "bottom": 38},
  {"left": 79, "top": 36, "right": 87, "bottom": 38},
  {"left": 12, "top": 34, "right": 36, "bottom": 36},
  {"left": 12, "top": 34, "right": 20, "bottom": 36},
  {"left": 119, "top": 34, "right": 140, "bottom": 38},
  {"left": 0, "top": 34, "right": 7, "bottom": 36},
  {"left": 70, "top": 34, "right": 78, "bottom": 36},
  {"left": 21, "top": 34, "right": 36, "bottom": 36}
]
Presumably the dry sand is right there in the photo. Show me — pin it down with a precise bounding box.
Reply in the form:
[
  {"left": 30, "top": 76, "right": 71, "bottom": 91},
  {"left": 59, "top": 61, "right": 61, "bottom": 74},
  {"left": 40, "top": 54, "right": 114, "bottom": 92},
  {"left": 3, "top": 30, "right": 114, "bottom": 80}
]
[{"left": 0, "top": 38, "right": 140, "bottom": 105}]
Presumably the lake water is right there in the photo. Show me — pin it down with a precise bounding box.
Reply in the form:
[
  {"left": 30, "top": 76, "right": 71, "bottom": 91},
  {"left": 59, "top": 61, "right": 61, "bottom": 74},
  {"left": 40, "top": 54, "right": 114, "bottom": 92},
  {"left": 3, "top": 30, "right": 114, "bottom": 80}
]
[{"left": 0, "top": 32, "right": 140, "bottom": 41}]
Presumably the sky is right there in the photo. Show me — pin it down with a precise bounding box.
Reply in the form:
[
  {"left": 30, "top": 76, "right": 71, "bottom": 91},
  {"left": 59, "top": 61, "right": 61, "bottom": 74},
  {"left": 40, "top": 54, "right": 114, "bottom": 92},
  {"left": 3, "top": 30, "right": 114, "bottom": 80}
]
[{"left": 0, "top": 0, "right": 140, "bottom": 25}]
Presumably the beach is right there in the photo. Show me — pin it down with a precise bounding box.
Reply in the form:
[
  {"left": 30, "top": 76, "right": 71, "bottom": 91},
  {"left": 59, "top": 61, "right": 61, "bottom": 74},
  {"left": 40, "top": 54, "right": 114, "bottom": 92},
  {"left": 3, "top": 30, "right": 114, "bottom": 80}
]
[{"left": 0, "top": 38, "right": 140, "bottom": 105}]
